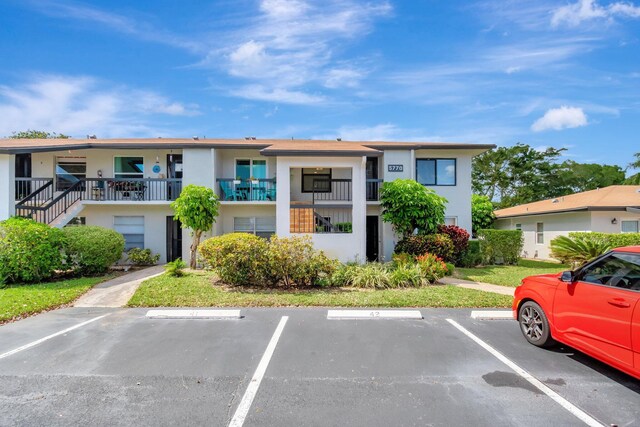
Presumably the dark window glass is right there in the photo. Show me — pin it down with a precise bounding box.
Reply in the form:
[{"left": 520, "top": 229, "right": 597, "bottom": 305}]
[
  {"left": 577, "top": 252, "right": 640, "bottom": 290},
  {"left": 416, "top": 159, "right": 455, "bottom": 186},
  {"left": 302, "top": 168, "right": 331, "bottom": 192},
  {"left": 114, "top": 157, "right": 144, "bottom": 178},
  {"left": 56, "top": 159, "right": 86, "bottom": 191}
]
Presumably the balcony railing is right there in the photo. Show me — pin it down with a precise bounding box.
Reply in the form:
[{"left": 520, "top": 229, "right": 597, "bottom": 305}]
[
  {"left": 83, "top": 178, "right": 183, "bottom": 201},
  {"left": 15, "top": 178, "right": 54, "bottom": 202},
  {"left": 311, "top": 178, "right": 351, "bottom": 202},
  {"left": 218, "top": 178, "right": 276, "bottom": 201},
  {"left": 366, "top": 179, "right": 383, "bottom": 201}
]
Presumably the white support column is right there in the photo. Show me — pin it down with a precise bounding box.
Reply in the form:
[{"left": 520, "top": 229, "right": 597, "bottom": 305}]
[
  {"left": 355, "top": 157, "right": 367, "bottom": 261},
  {"left": 275, "top": 158, "right": 291, "bottom": 237},
  {"left": 0, "top": 154, "right": 15, "bottom": 220}
]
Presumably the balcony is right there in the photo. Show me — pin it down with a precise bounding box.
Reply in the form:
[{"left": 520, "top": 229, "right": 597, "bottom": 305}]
[
  {"left": 366, "top": 179, "right": 382, "bottom": 201},
  {"left": 82, "top": 178, "right": 183, "bottom": 202},
  {"left": 217, "top": 178, "right": 276, "bottom": 202}
]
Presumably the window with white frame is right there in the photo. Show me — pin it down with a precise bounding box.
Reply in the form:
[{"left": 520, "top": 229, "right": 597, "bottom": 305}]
[
  {"left": 56, "top": 157, "right": 86, "bottom": 191},
  {"left": 536, "top": 222, "right": 544, "bottom": 244},
  {"left": 114, "top": 157, "right": 144, "bottom": 179},
  {"left": 114, "top": 216, "right": 144, "bottom": 250},
  {"left": 621, "top": 220, "right": 639, "bottom": 233},
  {"left": 444, "top": 217, "right": 457, "bottom": 226},
  {"left": 234, "top": 217, "right": 276, "bottom": 239}
]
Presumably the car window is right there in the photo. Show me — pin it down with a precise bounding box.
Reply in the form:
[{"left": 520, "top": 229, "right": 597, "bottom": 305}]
[{"left": 577, "top": 252, "right": 640, "bottom": 290}]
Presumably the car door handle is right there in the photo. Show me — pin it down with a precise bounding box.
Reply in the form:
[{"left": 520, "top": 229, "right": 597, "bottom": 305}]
[{"left": 607, "top": 298, "right": 631, "bottom": 308}]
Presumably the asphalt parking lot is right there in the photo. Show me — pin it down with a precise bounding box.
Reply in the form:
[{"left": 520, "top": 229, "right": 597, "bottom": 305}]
[{"left": 0, "top": 308, "right": 638, "bottom": 427}]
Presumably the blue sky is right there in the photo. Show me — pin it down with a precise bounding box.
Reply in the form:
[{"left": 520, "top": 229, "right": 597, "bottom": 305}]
[{"left": 0, "top": 0, "right": 639, "bottom": 172}]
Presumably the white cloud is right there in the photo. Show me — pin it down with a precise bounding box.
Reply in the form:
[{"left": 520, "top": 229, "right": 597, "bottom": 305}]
[
  {"left": 551, "top": 0, "right": 640, "bottom": 27},
  {"left": 0, "top": 75, "right": 198, "bottom": 138},
  {"left": 230, "top": 85, "right": 325, "bottom": 105},
  {"left": 323, "top": 68, "right": 366, "bottom": 88},
  {"left": 531, "top": 106, "right": 588, "bottom": 131}
]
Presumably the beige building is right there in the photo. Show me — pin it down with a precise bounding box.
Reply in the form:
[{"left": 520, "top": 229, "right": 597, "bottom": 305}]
[{"left": 494, "top": 186, "right": 640, "bottom": 260}]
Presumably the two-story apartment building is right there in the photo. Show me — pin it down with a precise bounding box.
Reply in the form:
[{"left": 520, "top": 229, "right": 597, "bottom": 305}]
[{"left": 0, "top": 138, "right": 494, "bottom": 263}]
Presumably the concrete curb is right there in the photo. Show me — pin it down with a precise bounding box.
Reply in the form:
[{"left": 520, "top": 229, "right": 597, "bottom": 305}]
[{"left": 438, "top": 277, "right": 515, "bottom": 297}]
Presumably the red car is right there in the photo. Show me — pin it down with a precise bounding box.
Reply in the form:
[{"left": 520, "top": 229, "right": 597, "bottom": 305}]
[{"left": 513, "top": 246, "right": 640, "bottom": 379}]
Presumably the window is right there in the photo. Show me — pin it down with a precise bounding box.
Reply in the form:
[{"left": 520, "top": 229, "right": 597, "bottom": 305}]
[
  {"left": 56, "top": 157, "right": 86, "bottom": 191},
  {"left": 621, "top": 220, "right": 639, "bottom": 233},
  {"left": 114, "top": 216, "right": 144, "bottom": 250},
  {"left": 234, "top": 217, "right": 276, "bottom": 239},
  {"left": 235, "top": 159, "right": 267, "bottom": 180},
  {"left": 576, "top": 252, "right": 640, "bottom": 290},
  {"left": 536, "top": 223, "right": 544, "bottom": 244},
  {"left": 515, "top": 224, "right": 522, "bottom": 230},
  {"left": 444, "top": 217, "right": 457, "bottom": 226},
  {"left": 114, "top": 157, "right": 144, "bottom": 179},
  {"left": 416, "top": 159, "right": 456, "bottom": 186},
  {"left": 65, "top": 217, "right": 86, "bottom": 226},
  {"left": 302, "top": 168, "right": 332, "bottom": 193}
]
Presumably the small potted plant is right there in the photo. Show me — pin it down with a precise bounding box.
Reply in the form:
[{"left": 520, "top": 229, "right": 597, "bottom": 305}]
[
  {"left": 233, "top": 176, "right": 242, "bottom": 185},
  {"left": 250, "top": 176, "right": 259, "bottom": 185}
]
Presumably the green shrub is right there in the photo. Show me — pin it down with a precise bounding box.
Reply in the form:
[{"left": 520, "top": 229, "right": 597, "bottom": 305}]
[
  {"left": 550, "top": 234, "right": 612, "bottom": 265},
  {"left": 330, "top": 262, "right": 358, "bottom": 287},
  {"left": 165, "top": 258, "right": 187, "bottom": 277},
  {"left": 437, "top": 225, "right": 470, "bottom": 264},
  {"left": 389, "top": 263, "right": 426, "bottom": 288},
  {"left": 415, "top": 253, "right": 449, "bottom": 283},
  {"left": 264, "top": 235, "right": 337, "bottom": 287},
  {"left": 477, "top": 229, "right": 523, "bottom": 265},
  {"left": 0, "top": 217, "right": 65, "bottom": 283},
  {"left": 62, "top": 226, "right": 125, "bottom": 275},
  {"left": 458, "top": 240, "right": 482, "bottom": 267},
  {"left": 394, "top": 233, "right": 455, "bottom": 262},
  {"left": 126, "top": 248, "right": 160, "bottom": 266},
  {"left": 568, "top": 232, "right": 640, "bottom": 249},
  {"left": 334, "top": 222, "right": 352, "bottom": 233},
  {"left": 198, "top": 233, "right": 268, "bottom": 286},
  {"left": 472, "top": 194, "right": 495, "bottom": 236},
  {"left": 445, "top": 263, "right": 455, "bottom": 276},
  {"left": 347, "top": 263, "right": 391, "bottom": 288},
  {"left": 391, "top": 252, "right": 414, "bottom": 267}
]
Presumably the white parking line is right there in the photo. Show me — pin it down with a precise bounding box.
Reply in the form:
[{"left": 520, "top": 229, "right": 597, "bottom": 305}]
[
  {"left": 228, "top": 316, "right": 289, "bottom": 427},
  {"left": 470, "top": 310, "right": 514, "bottom": 320},
  {"left": 146, "top": 309, "right": 242, "bottom": 319},
  {"left": 327, "top": 310, "right": 423, "bottom": 319},
  {"left": 0, "top": 314, "right": 111, "bottom": 361},
  {"left": 446, "top": 319, "right": 603, "bottom": 427}
]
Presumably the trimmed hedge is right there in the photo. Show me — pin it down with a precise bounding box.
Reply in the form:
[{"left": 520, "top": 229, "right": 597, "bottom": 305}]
[
  {"left": 394, "top": 233, "right": 455, "bottom": 263},
  {"left": 458, "top": 240, "right": 482, "bottom": 267},
  {"left": 568, "top": 232, "right": 640, "bottom": 248},
  {"left": 0, "top": 217, "right": 65, "bottom": 284},
  {"left": 199, "top": 233, "right": 268, "bottom": 286},
  {"left": 62, "top": 226, "right": 125, "bottom": 275},
  {"left": 477, "top": 229, "right": 523, "bottom": 265}
]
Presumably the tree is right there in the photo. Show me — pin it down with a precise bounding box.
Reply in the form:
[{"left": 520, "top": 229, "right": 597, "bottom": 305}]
[
  {"left": 556, "top": 161, "right": 626, "bottom": 193},
  {"left": 626, "top": 152, "right": 640, "bottom": 184},
  {"left": 473, "top": 143, "right": 565, "bottom": 208},
  {"left": 170, "top": 185, "right": 220, "bottom": 269},
  {"left": 379, "top": 179, "right": 447, "bottom": 238},
  {"left": 8, "top": 130, "right": 69, "bottom": 139},
  {"left": 471, "top": 194, "right": 495, "bottom": 236}
]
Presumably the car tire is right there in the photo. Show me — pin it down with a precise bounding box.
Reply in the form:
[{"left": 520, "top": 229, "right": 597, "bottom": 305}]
[{"left": 518, "top": 301, "right": 554, "bottom": 348}]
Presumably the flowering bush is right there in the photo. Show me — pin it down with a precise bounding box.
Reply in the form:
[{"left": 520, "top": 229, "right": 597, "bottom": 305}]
[
  {"left": 415, "top": 253, "right": 449, "bottom": 283},
  {"left": 394, "top": 233, "right": 455, "bottom": 262},
  {"left": 437, "top": 225, "right": 470, "bottom": 264}
]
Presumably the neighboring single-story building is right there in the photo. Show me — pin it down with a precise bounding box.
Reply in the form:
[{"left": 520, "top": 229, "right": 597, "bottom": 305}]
[{"left": 494, "top": 185, "right": 640, "bottom": 260}]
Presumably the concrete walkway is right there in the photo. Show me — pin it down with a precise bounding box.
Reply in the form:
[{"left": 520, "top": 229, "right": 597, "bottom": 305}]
[
  {"left": 438, "top": 276, "right": 515, "bottom": 297},
  {"left": 74, "top": 265, "right": 165, "bottom": 308}
]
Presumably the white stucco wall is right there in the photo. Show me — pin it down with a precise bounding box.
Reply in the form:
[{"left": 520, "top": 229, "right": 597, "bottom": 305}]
[
  {"left": 495, "top": 211, "right": 592, "bottom": 260},
  {"left": 0, "top": 154, "right": 15, "bottom": 220},
  {"left": 590, "top": 211, "right": 640, "bottom": 233},
  {"left": 276, "top": 156, "right": 366, "bottom": 262},
  {"left": 78, "top": 204, "right": 174, "bottom": 263}
]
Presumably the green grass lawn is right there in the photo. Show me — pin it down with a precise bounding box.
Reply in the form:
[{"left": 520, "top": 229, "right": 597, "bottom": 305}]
[
  {"left": 128, "top": 271, "right": 513, "bottom": 308},
  {"left": 455, "top": 259, "right": 569, "bottom": 288},
  {"left": 0, "top": 275, "right": 113, "bottom": 324}
]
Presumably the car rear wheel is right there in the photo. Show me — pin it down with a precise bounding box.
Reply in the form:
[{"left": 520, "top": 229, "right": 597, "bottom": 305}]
[{"left": 518, "top": 301, "right": 554, "bottom": 347}]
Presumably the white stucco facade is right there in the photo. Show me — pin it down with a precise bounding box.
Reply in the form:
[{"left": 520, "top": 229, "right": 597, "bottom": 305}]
[
  {"left": 495, "top": 210, "right": 640, "bottom": 260},
  {"left": 1, "top": 140, "right": 487, "bottom": 265}
]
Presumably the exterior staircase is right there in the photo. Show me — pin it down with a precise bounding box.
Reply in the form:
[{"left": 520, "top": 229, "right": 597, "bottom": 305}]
[{"left": 15, "top": 180, "right": 85, "bottom": 228}]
